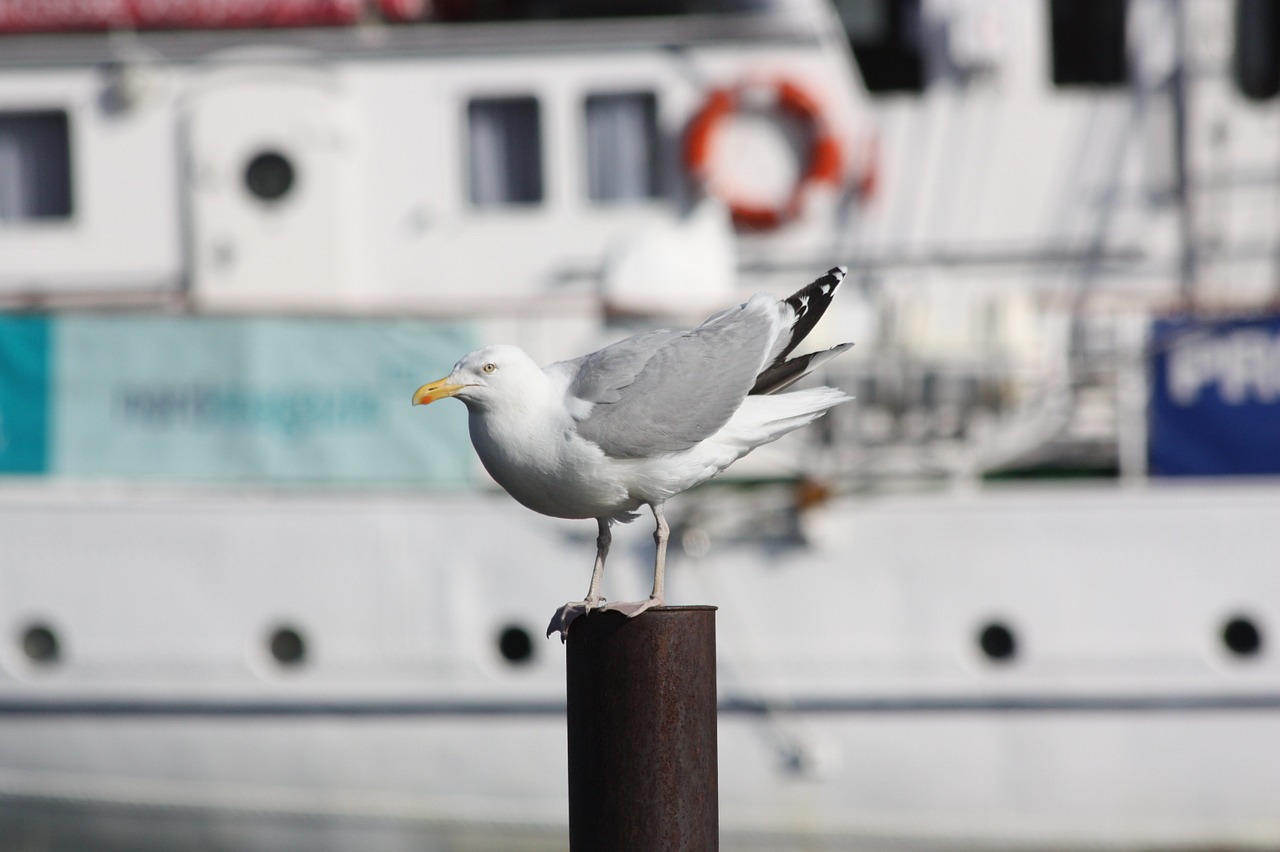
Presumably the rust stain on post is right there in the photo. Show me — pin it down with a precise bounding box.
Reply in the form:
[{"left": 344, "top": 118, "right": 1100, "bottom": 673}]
[{"left": 566, "top": 606, "right": 719, "bottom": 851}]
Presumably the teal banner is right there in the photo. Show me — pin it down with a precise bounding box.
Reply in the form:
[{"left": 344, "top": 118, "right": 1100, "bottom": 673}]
[
  {"left": 0, "top": 316, "right": 51, "bottom": 474},
  {"left": 0, "top": 314, "right": 475, "bottom": 486}
]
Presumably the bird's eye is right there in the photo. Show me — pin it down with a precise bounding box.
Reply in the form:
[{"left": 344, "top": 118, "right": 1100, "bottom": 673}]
[{"left": 482, "top": 363, "right": 497, "bottom": 374}]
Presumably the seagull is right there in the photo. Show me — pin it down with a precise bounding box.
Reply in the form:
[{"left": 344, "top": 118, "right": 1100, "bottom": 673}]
[{"left": 413, "top": 267, "right": 853, "bottom": 640}]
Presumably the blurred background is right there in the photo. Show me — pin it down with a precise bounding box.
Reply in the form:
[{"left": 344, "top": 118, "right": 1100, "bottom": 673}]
[{"left": 1, "top": 0, "right": 1279, "bottom": 849}]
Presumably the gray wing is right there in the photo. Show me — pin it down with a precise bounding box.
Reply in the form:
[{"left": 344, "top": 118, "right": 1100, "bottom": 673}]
[{"left": 560, "top": 299, "right": 783, "bottom": 459}]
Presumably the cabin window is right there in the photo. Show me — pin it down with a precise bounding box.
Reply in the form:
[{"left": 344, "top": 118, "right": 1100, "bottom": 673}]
[
  {"left": 833, "top": 0, "right": 926, "bottom": 94},
  {"left": 467, "top": 96, "right": 544, "bottom": 206},
  {"left": 1048, "top": 0, "right": 1128, "bottom": 87},
  {"left": 1234, "top": 0, "right": 1280, "bottom": 100},
  {"left": 0, "top": 110, "right": 72, "bottom": 221},
  {"left": 584, "top": 92, "right": 661, "bottom": 203}
]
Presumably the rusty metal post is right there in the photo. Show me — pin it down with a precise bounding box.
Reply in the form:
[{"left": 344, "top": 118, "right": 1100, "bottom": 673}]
[{"left": 566, "top": 605, "right": 718, "bottom": 851}]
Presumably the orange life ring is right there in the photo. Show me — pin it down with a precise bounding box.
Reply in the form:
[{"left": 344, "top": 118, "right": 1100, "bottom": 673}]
[{"left": 684, "top": 79, "right": 843, "bottom": 231}]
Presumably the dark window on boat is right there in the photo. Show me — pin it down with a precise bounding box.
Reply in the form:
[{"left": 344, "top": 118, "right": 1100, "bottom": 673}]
[
  {"left": 467, "top": 96, "right": 544, "bottom": 206},
  {"left": 585, "top": 92, "right": 661, "bottom": 203},
  {"left": 1234, "top": 0, "right": 1280, "bottom": 100},
  {"left": 1049, "top": 0, "right": 1128, "bottom": 87},
  {"left": 0, "top": 110, "right": 72, "bottom": 221},
  {"left": 832, "top": 0, "right": 925, "bottom": 94}
]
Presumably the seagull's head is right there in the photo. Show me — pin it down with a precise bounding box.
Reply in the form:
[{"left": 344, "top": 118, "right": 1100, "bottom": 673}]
[{"left": 412, "top": 344, "right": 541, "bottom": 411}]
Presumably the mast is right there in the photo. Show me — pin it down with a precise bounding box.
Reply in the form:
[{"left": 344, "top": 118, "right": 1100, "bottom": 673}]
[{"left": 1171, "top": 0, "right": 1197, "bottom": 306}]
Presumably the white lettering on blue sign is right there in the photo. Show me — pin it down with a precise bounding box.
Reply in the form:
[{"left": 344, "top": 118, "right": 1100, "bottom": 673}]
[{"left": 1167, "top": 329, "right": 1280, "bottom": 406}]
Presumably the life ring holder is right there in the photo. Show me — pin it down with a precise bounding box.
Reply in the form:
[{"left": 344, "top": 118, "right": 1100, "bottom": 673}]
[{"left": 684, "top": 79, "right": 843, "bottom": 231}]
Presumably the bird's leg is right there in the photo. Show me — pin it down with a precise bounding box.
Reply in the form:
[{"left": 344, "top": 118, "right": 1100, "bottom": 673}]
[
  {"left": 547, "top": 518, "right": 612, "bottom": 642},
  {"left": 649, "top": 502, "right": 669, "bottom": 603},
  {"left": 601, "top": 503, "right": 667, "bottom": 619},
  {"left": 583, "top": 518, "right": 611, "bottom": 608}
]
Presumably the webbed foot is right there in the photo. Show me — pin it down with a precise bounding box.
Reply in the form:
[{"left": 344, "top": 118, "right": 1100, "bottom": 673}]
[{"left": 600, "top": 596, "right": 663, "bottom": 619}]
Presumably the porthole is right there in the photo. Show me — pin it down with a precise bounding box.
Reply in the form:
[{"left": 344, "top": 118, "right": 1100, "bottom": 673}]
[
  {"left": 1222, "top": 615, "right": 1263, "bottom": 658},
  {"left": 244, "top": 150, "right": 296, "bottom": 202},
  {"left": 977, "top": 621, "right": 1017, "bottom": 663},
  {"left": 268, "top": 625, "right": 307, "bottom": 666},
  {"left": 21, "top": 623, "right": 60, "bottom": 664},
  {"left": 498, "top": 624, "right": 535, "bottom": 665}
]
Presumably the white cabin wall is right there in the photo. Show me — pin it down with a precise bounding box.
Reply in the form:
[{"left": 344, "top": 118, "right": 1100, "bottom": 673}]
[
  {"left": 184, "top": 65, "right": 367, "bottom": 311},
  {"left": 849, "top": 0, "right": 1280, "bottom": 313},
  {"left": 345, "top": 64, "right": 458, "bottom": 310},
  {"left": 340, "top": 53, "right": 695, "bottom": 316},
  {"left": 0, "top": 15, "right": 873, "bottom": 316},
  {"left": 340, "top": 35, "right": 870, "bottom": 321},
  {"left": 1183, "top": 0, "right": 1280, "bottom": 307},
  {"left": 0, "top": 67, "right": 182, "bottom": 298},
  {"left": 853, "top": 1, "right": 1177, "bottom": 278}
]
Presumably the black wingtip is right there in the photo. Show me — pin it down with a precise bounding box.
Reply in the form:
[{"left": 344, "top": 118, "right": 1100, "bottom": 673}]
[
  {"left": 794, "top": 267, "right": 846, "bottom": 306},
  {"left": 775, "top": 265, "right": 848, "bottom": 362}
]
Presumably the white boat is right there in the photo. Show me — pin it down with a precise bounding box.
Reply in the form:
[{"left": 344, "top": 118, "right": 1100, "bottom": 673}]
[{"left": 1, "top": 1, "right": 1279, "bottom": 848}]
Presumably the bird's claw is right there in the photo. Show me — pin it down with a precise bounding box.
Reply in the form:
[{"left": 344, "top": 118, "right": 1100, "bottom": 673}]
[{"left": 547, "top": 601, "right": 594, "bottom": 642}]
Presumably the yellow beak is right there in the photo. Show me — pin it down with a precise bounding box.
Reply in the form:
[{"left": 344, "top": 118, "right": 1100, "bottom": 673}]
[{"left": 412, "top": 378, "right": 466, "bottom": 406}]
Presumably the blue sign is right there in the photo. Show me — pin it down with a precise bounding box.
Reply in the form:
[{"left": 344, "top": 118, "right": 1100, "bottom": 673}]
[
  {"left": 0, "top": 314, "right": 477, "bottom": 487},
  {"left": 0, "top": 316, "right": 50, "bottom": 474},
  {"left": 1150, "top": 315, "right": 1280, "bottom": 475}
]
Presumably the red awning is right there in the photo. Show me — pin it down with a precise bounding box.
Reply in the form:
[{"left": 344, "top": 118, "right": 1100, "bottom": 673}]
[{"left": 0, "top": 0, "right": 366, "bottom": 33}]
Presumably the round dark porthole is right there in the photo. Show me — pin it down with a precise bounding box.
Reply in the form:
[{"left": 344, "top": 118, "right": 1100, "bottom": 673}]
[
  {"left": 978, "top": 621, "right": 1017, "bottom": 663},
  {"left": 21, "top": 624, "right": 60, "bottom": 664},
  {"left": 244, "top": 151, "right": 296, "bottom": 202},
  {"left": 269, "top": 626, "right": 307, "bottom": 666},
  {"left": 1222, "top": 616, "right": 1263, "bottom": 657},
  {"left": 498, "top": 624, "right": 534, "bottom": 665}
]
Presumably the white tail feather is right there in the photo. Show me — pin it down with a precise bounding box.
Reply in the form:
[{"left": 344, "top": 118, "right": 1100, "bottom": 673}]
[{"left": 720, "top": 387, "right": 850, "bottom": 448}]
